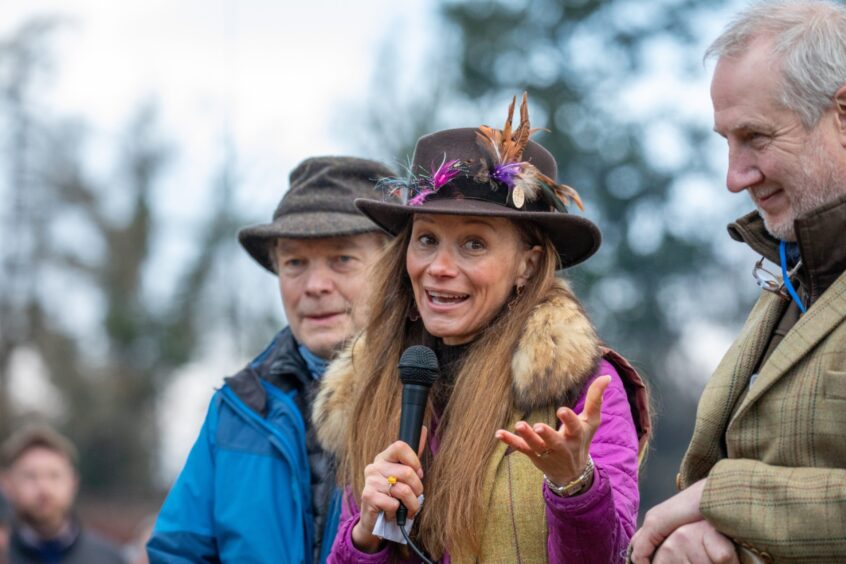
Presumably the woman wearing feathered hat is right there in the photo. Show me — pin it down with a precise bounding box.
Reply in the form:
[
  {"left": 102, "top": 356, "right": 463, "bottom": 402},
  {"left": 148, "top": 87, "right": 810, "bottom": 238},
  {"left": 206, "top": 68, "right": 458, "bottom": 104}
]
[{"left": 314, "top": 94, "right": 651, "bottom": 563}]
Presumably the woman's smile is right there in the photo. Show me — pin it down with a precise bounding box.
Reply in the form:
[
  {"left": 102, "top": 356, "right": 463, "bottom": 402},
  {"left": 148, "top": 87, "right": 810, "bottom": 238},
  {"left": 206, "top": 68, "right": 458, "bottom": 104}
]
[{"left": 425, "top": 289, "right": 470, "bottom": 308}]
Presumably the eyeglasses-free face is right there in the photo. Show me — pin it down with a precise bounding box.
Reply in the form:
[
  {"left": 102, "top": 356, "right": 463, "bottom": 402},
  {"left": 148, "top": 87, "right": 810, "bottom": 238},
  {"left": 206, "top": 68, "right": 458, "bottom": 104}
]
[{"left": 406, "top": 214, "right": 541, "bottom": 346}]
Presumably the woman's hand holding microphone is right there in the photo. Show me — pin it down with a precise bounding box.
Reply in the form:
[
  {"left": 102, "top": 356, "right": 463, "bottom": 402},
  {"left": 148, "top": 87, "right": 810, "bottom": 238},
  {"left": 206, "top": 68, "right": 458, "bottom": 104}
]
[{"left": 352, "top": 429, "right": 427, "bottom": 553}]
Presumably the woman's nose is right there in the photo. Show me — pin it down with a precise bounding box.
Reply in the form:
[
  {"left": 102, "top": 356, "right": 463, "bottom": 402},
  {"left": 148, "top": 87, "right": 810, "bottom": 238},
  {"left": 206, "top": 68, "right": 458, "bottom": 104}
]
[{"left": 427, "top": 247, "right": 457, "bottom": 277}]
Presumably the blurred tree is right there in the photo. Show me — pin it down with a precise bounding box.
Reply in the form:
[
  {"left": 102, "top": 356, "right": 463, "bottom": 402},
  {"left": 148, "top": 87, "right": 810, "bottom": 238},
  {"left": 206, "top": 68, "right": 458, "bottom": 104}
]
[
  {"left": 0, "top": 16, "right": 66, "bottom": 443},
  {"left": 0, "top": 20, "right": 250, "bottom": 494},
  {"left": 351, "top": 0, "right": 752, "bottom": 511}
]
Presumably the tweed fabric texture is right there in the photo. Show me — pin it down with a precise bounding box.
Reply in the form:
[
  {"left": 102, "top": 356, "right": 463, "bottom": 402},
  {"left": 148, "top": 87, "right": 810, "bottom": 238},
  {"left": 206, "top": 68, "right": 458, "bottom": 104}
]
[
  {"left": 679, "top": 271, "right": 846, "bottom": 561},
  {"left": 238, "top": 156, "right": 395, "bottom": 272},
  {"left": 471, "top": 406, "right": 555, "bottom": 564}
]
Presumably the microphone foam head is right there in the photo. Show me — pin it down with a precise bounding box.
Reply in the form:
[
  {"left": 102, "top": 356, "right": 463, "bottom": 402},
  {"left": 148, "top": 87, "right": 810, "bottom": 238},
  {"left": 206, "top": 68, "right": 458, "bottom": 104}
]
[{"left": 398, "top": 345, "right": 440, "bottom": 386}]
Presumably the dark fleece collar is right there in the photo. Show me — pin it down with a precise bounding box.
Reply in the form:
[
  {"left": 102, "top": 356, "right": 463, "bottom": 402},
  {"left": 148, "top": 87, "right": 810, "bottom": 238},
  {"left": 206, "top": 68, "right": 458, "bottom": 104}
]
[
  {"left": 224, "top": 327, "right": 311, "bottom": 417},
  {"left": 728, "top": 193, "right": 846, "bottom": 304}
]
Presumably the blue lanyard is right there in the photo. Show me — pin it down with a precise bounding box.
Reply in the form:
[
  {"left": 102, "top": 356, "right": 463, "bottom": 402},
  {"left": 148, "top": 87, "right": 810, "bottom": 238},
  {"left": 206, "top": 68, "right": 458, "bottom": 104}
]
[{"left": 779, "top": 240, "right": 807, "bottom": 314}]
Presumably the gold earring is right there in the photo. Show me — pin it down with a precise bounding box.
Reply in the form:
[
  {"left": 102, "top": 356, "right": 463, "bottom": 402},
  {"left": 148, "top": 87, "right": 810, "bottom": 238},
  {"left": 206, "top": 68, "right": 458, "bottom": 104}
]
[{"left": 507, "top": 285, "right": 525, "bottom": 311}]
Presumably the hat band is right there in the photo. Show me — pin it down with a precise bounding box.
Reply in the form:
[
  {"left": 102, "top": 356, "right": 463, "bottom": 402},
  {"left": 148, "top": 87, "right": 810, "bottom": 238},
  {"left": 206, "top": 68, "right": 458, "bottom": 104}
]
[
  {"left": 273, "top": 202, "right": 360, "bottom": 220},
  {"left": 417, "top": 175, "right": 552, "bottom": 213}
]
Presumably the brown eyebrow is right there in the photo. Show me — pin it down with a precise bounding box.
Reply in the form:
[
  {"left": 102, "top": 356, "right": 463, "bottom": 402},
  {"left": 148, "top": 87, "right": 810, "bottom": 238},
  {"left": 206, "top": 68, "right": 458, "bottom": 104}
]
[{"left": 413, "top": 216, "right": 499, "bottom": 230}]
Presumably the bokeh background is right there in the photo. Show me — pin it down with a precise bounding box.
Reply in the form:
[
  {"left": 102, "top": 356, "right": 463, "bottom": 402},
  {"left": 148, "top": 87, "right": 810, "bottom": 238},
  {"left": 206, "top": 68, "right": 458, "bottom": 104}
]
[{"left": 1, "top": 0, "right": 762, "bottom": 545}]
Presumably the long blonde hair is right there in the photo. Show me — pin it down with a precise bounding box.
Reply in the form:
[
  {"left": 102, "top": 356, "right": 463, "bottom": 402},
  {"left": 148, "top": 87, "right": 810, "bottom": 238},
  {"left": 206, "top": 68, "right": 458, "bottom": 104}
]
[{"left": 339, "top": 218, "right": 566, "bottom": 559}]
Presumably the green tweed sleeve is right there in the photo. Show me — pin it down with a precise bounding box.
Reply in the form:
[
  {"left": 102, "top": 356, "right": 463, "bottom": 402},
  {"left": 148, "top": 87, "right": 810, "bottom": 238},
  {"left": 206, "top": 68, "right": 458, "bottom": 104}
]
[{"left": 701, "top": 458, "right": 846, "bottom": 561}]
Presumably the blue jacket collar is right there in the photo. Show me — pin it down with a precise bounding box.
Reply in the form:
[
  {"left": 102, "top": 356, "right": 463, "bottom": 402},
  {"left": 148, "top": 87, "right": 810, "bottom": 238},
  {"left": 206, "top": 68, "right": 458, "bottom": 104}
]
[{"left": 224, "top": 327, "right": 310, "bottom": 417}]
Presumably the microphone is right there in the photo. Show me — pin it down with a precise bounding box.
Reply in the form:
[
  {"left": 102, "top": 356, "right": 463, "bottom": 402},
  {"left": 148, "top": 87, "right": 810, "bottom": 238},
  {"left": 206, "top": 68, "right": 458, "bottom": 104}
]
[{"left": 396, "top": 345, "right": 439, "bottom": 526}]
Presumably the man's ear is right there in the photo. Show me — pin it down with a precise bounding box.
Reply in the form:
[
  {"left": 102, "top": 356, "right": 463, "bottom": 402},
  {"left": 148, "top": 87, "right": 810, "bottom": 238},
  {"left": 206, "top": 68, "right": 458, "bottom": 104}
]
[{"left": 834, "top": 84, "right": 846, "bottom": 145}]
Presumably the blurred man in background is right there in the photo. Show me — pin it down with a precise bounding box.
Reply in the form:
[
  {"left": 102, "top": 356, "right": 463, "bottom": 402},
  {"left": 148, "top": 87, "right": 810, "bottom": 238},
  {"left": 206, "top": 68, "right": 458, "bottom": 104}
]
[
  {"left": 631, "top": 1, "right": 846, "bottom": 562},
  {"left": 147, "top": 156, "right": 394, "bottom": 563},
  {"left": 0, "top": 425, "right": 125, "bottom": 564}
]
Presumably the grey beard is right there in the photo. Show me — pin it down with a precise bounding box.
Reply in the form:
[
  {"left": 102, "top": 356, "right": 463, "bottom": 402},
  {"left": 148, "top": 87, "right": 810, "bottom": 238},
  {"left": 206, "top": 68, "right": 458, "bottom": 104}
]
[{"left": 762, "top": 158, "right": 844, "bottom": 241}]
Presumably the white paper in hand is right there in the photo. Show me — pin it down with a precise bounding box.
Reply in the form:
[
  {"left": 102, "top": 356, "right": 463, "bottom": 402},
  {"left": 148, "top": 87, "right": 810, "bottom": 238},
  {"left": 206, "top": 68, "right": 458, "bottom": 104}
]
[{"left": 372, "top": 495, "right": 424, "bottom": 544}]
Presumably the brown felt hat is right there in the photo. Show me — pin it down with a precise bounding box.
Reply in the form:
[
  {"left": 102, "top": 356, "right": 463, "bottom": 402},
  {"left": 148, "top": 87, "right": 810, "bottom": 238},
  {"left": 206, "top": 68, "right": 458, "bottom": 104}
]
[
  {"left": 238, "top": 156, "right": 396, "bottom": 273},
  {"left": 356, "top": 127, "right": 601, "bottom": 268}
]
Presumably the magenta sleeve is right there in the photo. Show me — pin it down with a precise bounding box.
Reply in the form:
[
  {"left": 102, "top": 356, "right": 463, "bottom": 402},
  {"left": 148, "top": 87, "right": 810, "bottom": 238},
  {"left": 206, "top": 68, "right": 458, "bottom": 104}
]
[
  {"left": 544, "top": 360, "right": 640, "bottom": 564},
  {"left": 325, "top": 490, "right": 394, "bottom": 564}
]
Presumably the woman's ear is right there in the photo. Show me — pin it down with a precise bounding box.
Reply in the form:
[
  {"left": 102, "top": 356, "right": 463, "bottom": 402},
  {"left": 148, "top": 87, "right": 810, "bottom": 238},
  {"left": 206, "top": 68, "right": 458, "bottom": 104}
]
[{"left": 515, "top": 245, "right": 543, "bottom": 286}]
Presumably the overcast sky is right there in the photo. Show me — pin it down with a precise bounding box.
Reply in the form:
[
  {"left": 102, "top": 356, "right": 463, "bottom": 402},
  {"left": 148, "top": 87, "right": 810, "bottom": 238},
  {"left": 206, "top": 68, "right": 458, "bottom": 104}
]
[
  {"left": 2, "top": 0, "right": 432, "bottom": 214},
  {"left": 2, "top": 0, "right": 434, "bottom": 481},
  {"left": 2, "top": 0, "right": 755, "bottom": 483}
]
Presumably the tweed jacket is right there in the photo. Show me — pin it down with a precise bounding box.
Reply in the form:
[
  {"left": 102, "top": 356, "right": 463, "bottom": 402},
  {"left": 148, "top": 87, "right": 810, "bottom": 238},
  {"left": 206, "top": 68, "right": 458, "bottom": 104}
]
[
  {"left": 678, "top": 200, "right": 846, "bottom": 562},
  {"left": 314, "top": 280, "right": 651, "bottom": 563}
]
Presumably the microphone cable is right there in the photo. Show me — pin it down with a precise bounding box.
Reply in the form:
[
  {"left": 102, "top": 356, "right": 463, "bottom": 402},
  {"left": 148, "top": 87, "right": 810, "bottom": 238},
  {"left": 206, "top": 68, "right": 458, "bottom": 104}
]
[{"left": 399, "top": 521, "right": 435, "bottom": 564}]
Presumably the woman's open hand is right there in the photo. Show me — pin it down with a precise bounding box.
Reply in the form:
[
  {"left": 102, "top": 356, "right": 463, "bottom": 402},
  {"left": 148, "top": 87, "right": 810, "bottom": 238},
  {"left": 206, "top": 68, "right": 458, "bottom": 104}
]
[
  {"left": 352, "top": 429, "right": 427, "bottom": 553},
  {"left": 495, "top": 375, "right": 610, "bottom": 487}
]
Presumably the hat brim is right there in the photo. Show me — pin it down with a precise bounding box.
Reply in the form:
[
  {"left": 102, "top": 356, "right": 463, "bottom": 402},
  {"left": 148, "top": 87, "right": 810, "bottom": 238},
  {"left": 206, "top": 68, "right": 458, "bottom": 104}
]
[
  {"left": 355, "top": 198, "right": 601, "bottom": 268},
  {"left": 238, "top": 211, "right": 382, "bottom": 273}
]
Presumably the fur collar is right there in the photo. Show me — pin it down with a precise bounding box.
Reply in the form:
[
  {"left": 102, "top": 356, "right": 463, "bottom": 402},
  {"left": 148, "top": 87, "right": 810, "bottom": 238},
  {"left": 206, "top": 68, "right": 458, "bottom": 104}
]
[{"left": 313, "top": 279, "right": 601, "bottom": 456}]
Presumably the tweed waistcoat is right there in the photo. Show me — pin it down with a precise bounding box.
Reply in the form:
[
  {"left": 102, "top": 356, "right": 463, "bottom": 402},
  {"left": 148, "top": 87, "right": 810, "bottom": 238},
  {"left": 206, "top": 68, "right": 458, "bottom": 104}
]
[{"left": 455, "top": 406, "right": 556, "bottom": 564}]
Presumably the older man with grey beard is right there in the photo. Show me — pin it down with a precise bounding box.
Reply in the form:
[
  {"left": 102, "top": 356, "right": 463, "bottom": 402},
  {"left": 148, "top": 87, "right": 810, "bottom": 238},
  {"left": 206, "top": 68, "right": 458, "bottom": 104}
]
[{"left": 630, "top": 1, "right": 846, "bottom": 562}]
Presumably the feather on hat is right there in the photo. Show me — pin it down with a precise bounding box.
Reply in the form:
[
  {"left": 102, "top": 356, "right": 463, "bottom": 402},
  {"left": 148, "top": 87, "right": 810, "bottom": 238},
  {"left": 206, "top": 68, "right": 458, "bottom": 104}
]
[{"left": 358, "top": 93, "right": 601, "bottom": 268}]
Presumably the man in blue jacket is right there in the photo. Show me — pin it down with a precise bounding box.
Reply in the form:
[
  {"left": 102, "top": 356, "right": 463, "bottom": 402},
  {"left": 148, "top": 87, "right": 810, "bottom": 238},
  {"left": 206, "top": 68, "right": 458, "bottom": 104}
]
[{"left": 147, "top": 156, "right": 395, "bottom": 564}]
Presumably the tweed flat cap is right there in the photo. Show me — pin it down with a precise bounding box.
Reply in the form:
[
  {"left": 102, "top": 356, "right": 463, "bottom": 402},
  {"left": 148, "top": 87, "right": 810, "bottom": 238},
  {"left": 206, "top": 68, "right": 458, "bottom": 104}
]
[{"left": 238, "top": 156, "right": 396, "bottom": 273}]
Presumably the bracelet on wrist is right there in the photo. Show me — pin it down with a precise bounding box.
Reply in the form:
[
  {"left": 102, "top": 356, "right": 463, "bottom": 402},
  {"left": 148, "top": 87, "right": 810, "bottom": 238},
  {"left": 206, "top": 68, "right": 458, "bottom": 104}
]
[{"left": 544, "top": 455, "right": 594, "bottom": 497}]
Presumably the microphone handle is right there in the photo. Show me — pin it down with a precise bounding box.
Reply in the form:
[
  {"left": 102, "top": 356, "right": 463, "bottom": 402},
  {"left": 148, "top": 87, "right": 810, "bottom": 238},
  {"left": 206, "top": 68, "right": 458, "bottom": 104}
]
[
  {"left": 397, "top": 383, "right": 431, "bottom": 527},
  {"left": 398, "top": 384, "right": 430, "bottom": 452}
]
